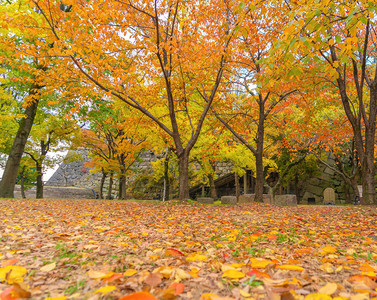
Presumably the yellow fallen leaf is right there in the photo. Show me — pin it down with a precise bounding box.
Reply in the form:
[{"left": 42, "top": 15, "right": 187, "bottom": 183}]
[
  {"left": 142, "top": 232, "right": 148, "bottom": 236},
  {"left": 318, "top": 282, "right": 338, "bottom": 295},
  {"left": 305, "top": 294, "right": 332, "bottom": 300},
  {"left": 201, "top": 293, "right": 221, "bottom": 300},
  {"left": 87, "top": 270, "right": 114, "bottom": 279},
  {"left": 186, "top": 254, "right": 207, "bottom": 262},
  {"left": 250, "top": 258, "right": 272, "bottom": 269},
  {"left": 0, "top": 266, "right": 27, "bottom": 284},
  {"left": 175, "top": 268, "right": 191, "bottom": 280},
  {"left": 276, "top": 265, "right": 304, "bottom": 272},
  {"left": 40, "top": 262, "right": 56, "bottom": 272},
  {"left": 155, "top": 266, "right": 174, "bottom": 279},
  {"left": 239, "top": 289, "right": 251, "bottom": 297},
  {"left": 45, "top": 297, "right": 67, "bottom": 300},
  {"left": 319, "top": 263, "right": 334, "bottom": 273},
  {"left": 124, "top": 269, "right": 138, "bottom": 277},
  {"left": 95, "top": 285, "right": 117, "bottom": 294},
  {"left": 222, "top": 269, "right": 245, "bottom": 279},
  {"left": 321, "top": 245, "right": 337, "bottom": 254}
]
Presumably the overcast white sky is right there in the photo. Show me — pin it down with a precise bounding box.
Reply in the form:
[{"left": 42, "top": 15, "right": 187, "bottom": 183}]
[{"left": 0, "top": 150, "right": 68, "bottom": 182}]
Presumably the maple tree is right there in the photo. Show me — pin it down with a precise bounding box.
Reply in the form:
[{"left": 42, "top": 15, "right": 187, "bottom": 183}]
[
  {"left": 15, "top": 0, "right": 253, "bottom": 200},
  {"left": 280, "top": 1, "right": 377, "bottom": 204},
  {"left": 212, "top": 0, "right": 297, "bottom": 202},
  {"left": 22, "top": 104, "right": 79, "bottom": 198},
  {"left": 79, "top": 101, "right": 148, "bottom": 200},
  {"left": 0, "top": 0, "right": 51, "bottom": 198}
]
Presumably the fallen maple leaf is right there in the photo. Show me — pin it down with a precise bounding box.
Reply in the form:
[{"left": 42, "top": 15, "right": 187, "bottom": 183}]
[
  {"left": 40, "top": 262, "right": 56, "bottom": 272},
  {"left": 0, "top": 266, "right": 27, "bottom": 284},
  {"left": 321, "top": 245, "right": 337, "bottom": 255},
  {"left": 118, "top": 291, "right": 158, "bottom": 300},
  {"left": 222, "top": 269, "right": 245, "bottom": 279},
  {"left": 124, "top": 269, "right": 138, "bottom": 277},
  {"left": 318, "top": 282, "right": 337, "bottom": 295},
  {"left": 103, "top": 273, "right": 124, "bottom": 283},
  {"left": 249, "top": 258, "right": 273, "bottom": 269},
  {"left": 247, "top": 269, "right": 271, "bottom": 278},
  {"left": 186, "top": 253, "right": 207, "bottom": 262},
  {"left": 95, "top": 285, "right": 117, "bottom": 295},
  {"left": 165, "top": 248, "right": 185, "bottom": 257},
  {"left": 1, "top": 259, "right": 18, "bottom": 267},
  {"left": 87, "top": 270, "right": 114, "bottom": 279},
  {"left": 304, "top": 293, "right": 332, "bottom": 300},
  {"left": 144, "top": 272, "right": 162, "bottom": 287},
  {"left": 276, "top": 265, "right": 304, "bottom": 272},
  {"left": 168, "top": 282, "right": 184, "bottom": 296}
]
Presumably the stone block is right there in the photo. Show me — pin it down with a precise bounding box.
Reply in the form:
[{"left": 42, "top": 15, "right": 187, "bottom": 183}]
[
  {"left": 274, "top": 195, "right": 297, "bottom": 206},
  {"left": 238, "top": 194, "right": 255, "bottom": 204},
  {"left": 197, "top": 197, "right": 214, "bottom": 204},
  {"left": 221, "top": 196, "right": 237, "bottom": 204},
  {"left": 262, "top": 194, "right": 273, "bottom": 204}
]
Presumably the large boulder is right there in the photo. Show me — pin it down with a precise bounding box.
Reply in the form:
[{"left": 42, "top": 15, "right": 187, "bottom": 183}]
[
  {"left": 197, "top": 197, "right": 214, "bottom": 204},
  {"left": 274, "top": 194, "right": 297, "bottom": 207},
  {"left": 221, "top": 196, "right": 237, "bottom": 204}
]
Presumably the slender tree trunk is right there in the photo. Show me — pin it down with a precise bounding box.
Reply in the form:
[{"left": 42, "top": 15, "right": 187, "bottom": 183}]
[
  {"left": 20, "top": 166, "right": 26, "bottom": 199},
  {"left": 0, "top": 87, "right": 40, "bottom": 198},
  {"left": 36, "top": 163, "right": 43, "bottom": 199},
  {"left": 163, "top": 150, "right": 170, "bottom": 201},
  {"left": 118, "top": 169, "right": 126, "bottom": 200},
  {"left": 99, "top": 169, "right": 106, "bottom": 199},
  {"left": 254, "top": 150, "right": 264, "bottom": 202},
  {"left": 208, "top": 174, "right": 217, "bottom": 199},
  {"left": 178, "top": 152, "right": 190, "bottom": 200},
  {"left": 361, "top": 130, "right": 376, "bottom": 204},
  {"left": 107, "top": 173, "right": 113, "bottom": 199},
  {"left": 235, "top": 172, "right": 240, "bottom": 201},
  {"left": 254, "top": 100, "right": 265, "bottom": 202}
]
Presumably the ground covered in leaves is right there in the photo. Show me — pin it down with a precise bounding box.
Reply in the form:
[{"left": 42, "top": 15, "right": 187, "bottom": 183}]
[{"left": 0, "top": 199, "right": 377, "bottom": 300}]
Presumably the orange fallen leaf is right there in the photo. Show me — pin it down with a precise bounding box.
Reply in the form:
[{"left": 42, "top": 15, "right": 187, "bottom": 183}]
[
  {"left": 247, "top": 269, "right": 271, "bottom": 279},
  {"left": 360, "top": 263, "right": 376, "bottom": 273},
  {"left": 165, "top": 248, "right": 185, "bottom": 257},
  {"left": 103, "top": 273, "right": 124, "bottom": 283},
  {"left": 1, "top": 259, "right": 18, "bottom": 267},
  {"left": 168, "top": 282, "right": 185, "bottom": 296},
  {"left": 276, "top": 265, "right": 304, "bottom": 272},
  {"left": 118, "top": 291, "right": 158, "bottom": 300}
]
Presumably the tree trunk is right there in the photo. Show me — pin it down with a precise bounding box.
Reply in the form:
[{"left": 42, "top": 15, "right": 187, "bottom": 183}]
[
  {"left": 36, "top": 163, "right": 43, "bottom": 199},
  {"left": 118, "top": 170, "right": 126, "bottom": 200},
  {"left": 254, "top": 100, "right": 265, "bottom": 202},
  {"left": 243, "top": 172, "right": 248, "bottom": 194},
  {"left": 99, "top": 169, "right": 106, "bottom": 199},
  {"left": 178, "top": 152, "right": 190, "bottom": 200},
  {"left": 254, "top": 150, "right": 264, "bottom": 202},
  {"left": 208, "top": 174, "right": 217, "bottom": 199},
  {"left": 163, "top": 150, "right": 170, "bottom": 201},
  {"left": 107, "top": 173, "right": 113, "bottom": 199},
  {"left": 361, "top": 130, "right": 376, "bottom": 204},
  {"left": 20, "top": 166, "right": 26, "bottom": 199},
  {"left": 235, "top": 172, "right": 240, "bottom": 201},
  {"left": 0, "top": 87, "right": 40, "bottom": 198}
]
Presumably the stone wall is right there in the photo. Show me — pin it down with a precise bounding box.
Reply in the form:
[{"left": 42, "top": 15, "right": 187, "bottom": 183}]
[{"left": 300, "top": 154, "right": 345, "bottom": 204}]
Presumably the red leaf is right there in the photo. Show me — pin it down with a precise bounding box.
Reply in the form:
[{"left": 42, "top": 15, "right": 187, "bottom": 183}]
[{"left": 165, "top": 248, "right": 185, "bottom": 257}]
